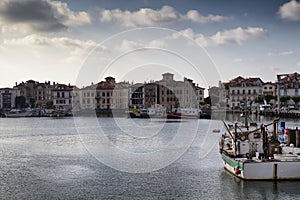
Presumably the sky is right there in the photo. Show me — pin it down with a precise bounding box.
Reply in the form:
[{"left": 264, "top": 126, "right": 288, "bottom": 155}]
[{"left": 0, "top": 0, "right": 300, "bottom": 90}]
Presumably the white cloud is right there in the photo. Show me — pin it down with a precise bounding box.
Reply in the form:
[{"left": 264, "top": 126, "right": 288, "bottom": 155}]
[
  {"left": 278, "top": 50, "right": 294, "bottom": 55},
  {"left": 172, "top": 27, "right": 267, "bottom": 47},
  {"left": 100, "top": 6, "right": 228, "bottom": 27},
  {"left": 267, "top": 50, "right": 294, "bottom": 56},
  {"left": 4, "top": 34, "right": 97, "bottom": 53},
  {"left": 210, "top": 27, "right": 267, "bottom": 46},
  {"left": 100, "top": 6, "right": 179, "bottom": 27},
  {"left": 120, "top": 39, "right": 167, "bottom": 51},
  {"left": 50, "top": 1, "right": 91, "bottom": 26},
  {"left": 278, "top": 0, "right": 300, "bottom": 21},
  {"left": 233, "top": 58, "right": 243, "bottom": 62},
  {"left": 185, "top": 10, "right": 227, "bottom": 23}
]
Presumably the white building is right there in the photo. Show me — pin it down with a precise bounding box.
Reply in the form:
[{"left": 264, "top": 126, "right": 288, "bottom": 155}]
[
  {"left": 0, "top": 88, "right": 20, "bottom": 110},
  {"left": 278, "top": 72, "right": 300, "bottom": 97},
  {"left": 52, "top": 84, "right": 73, "bottom": 110},
  {"left": 225, "top": 76, "right": 264, "bottom": 108}
]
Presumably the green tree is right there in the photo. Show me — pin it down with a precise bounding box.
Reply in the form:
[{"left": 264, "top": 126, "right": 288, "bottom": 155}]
[
  {"left": 45, "top": 101, "right": 54, "bottom": 109},
  {"left": 15, "top": 96, "right": 26, "bottom": 109},
  {"left": 265, "top": 94, "right": 275, "bottom": 104},
  {"left": 254, "top": 95, "right": 264, "bottom": 104},
  {"left": 29, "top": 98, "right": 36, "bottom": 108},
  {"left": 292, "top": 96, "right": 300, "bottom": 108},
  {"left": 280, "top": 96, "right": 291, "bottom": 107}
]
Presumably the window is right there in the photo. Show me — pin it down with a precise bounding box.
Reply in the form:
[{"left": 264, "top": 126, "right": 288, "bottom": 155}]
[
  {"left": 232, "top": 90, "right": 235, "bottom": 94},
  {"left": 237, "top": 90, "right": 240, "bottom": 94},
  {"left": 253, "top": 90, "right": 256, "bottom": 94},
  {"left": 102, "top": 92, "right": 105, "bottom": 97},
  {"left": 248, "top": 90, "right": 251, "bottom": 95},
  {"left": 242, "top": 90, "right": 245, "bottom": 95}
]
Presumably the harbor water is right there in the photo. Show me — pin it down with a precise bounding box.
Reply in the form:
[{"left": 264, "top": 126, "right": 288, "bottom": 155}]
[{"left": 0, "top": 117, "right": 299, "bottom": 199}]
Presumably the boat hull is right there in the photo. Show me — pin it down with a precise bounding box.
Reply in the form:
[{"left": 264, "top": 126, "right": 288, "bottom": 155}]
[{"left": 222, "top": 153, "right": 300, "bottom": 180}]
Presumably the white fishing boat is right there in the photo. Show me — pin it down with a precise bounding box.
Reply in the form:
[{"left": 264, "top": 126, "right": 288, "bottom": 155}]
[
  {"left": 4, "top": 109, "right": 32, "bottom": 117},
  {"left": 166, "top": 108, "right": 201, "bottom": 119},
  {"left": 219, "top": 112, "right": 300, "bottom": 180}
]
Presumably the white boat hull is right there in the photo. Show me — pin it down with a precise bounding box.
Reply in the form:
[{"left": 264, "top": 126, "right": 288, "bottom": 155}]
[{"left": 222, "top": 154, "right": 300, "bottom": 180}]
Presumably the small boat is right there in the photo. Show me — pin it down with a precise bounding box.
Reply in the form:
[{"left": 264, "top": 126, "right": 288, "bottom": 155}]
[
  {"left": 43, "top": 109, "right": 66, "bottom": 118},
  {"left": 219, "top": 110, "right": 300, "bottom": 180},
  {"left": 167, "top": 108, "right": 201, "bottom": 119},
  {"left": 4, "top": 109, "right": 32, "bottom": 117},
  {"left": 128, "top": 108, "right": 150, "bottom": 118}
]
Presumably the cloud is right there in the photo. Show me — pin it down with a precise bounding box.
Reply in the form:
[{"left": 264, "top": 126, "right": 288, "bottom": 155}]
[
  {"left": 172, "top": 27, "right": 267, "bottom": 47},
  {"left": 0, "top": 0, "right": 91, "bottom": 34},
  {"left": 100, "top": 6, "right": 227, "bottom": 27},
  {"left": 184, "top": 10, "right": 227, "bottom": 23},
  {"left": 4, "top": 34, "right": 97, "bottom": 51},
  {"left": 100, "top": 6, "right": 179, "bottom": 27},
  {"left": 233, "top": 58, "right": 243, "bottom": 62},
  {"left": 278, "top": 0, "right": 300, "bottom": 21},
  {"left": 267, "top": 50, "right": 294, "bottom": 56},
  {"left": 120, "top": 39, "right": 167, "bottom": 51},
  {"left": 278, "top": 50, "right": 294, "bottom": 56}
]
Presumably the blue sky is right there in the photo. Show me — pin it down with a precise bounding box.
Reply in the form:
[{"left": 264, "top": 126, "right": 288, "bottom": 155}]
[{"left": 0, "top": 0, "right": 299, "bottom": 89}]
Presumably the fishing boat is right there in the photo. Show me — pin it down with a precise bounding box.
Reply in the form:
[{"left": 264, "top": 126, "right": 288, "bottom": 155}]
[
  {"left": 4, "top": 109, "right": 32, "bottom": 117},
  {"left": 166, "top": 108, "right": 201, "bottom": 119},
  {"left": 219, "top": 110, "right": 300, "bottom": 180},
  {"left": 128, "top": 108, "right": 150, "bottom": 118}
]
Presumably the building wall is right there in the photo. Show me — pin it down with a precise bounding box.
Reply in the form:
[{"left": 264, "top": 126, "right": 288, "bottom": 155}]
[{"left": 0, "top": 88, "right": 20, "bottom": 110}]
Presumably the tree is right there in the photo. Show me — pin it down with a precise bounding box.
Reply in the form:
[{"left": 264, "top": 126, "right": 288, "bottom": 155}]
[
  {"left": 29, "top": 98, "right": 36, "bottom": 108},
  {"left": 204, "top": 96, "right": 211, "bottom": 105},
  {"left": 265, "top": 94, "right": 275, "bottom": 104},
  {"left": 280, "top": 96, "right": 291, "bottom": 107},
  {"left": 15, "top": 96, "right": 26, "bottom": 109},
  {"left": 45, "top": 101, "right": 54, "bottom": 109},
  {"left": 292, "top": 96, "right": 300, "bottom": 108},
  {"left": 254, "top": 95, "right": 264, "bottom": 104}
]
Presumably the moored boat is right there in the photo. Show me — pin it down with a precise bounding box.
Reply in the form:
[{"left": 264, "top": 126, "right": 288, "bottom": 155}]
[
  {"left": 166, "top": 108, "right": 201, "bottom": 119},
  {"left": 4, "top": 109, "right": 32, "bottom": 117},
  {"left": 219, "top": 111, "right": 300, "bottom": 180}
]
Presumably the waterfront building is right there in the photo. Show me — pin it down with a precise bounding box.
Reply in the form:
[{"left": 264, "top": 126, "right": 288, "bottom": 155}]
[
  {"left": 144, "top": 82, "right": 159, "bottom": 108},
  {"left": 0, "top": 88, "right": 20, "bottom": 110},
  {"left": 35, "top": 82, "right": 53, "bottom": 106},
  {"left": 208, "top": 81, "right": 227, "bottom": 107},
  {"left": 224, "top": 76, "right": 264, "bottom": 108},
  {"left": 156, "top": 73, "right": 204, "bottom": 110},
  {"left": 129, "top": 83, "right": 144, "bottom": 108},
  {"left": 111, "top": 81, "right": 130, "bottom": 109},
  {"left": 262, "top": 82, "right": 277, "bottom": 96},
  {"left": 14, "top": 80, "right": 39, "bottom": 104},
  {"left": 277, "top": 72, "right": 300, "bottom": 97},
  {"left": 95, "top": 77, "right": 116, "bottom": 109},
  {"left": 52, "top": 84, "right": 74, "bottom": 110},
  {"left": 80, "top": 83, "right": 97, "bottom": 110}
]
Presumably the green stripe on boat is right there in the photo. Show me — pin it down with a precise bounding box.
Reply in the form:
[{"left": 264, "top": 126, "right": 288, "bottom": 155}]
[{"left": 222, "top": 153, "right": 243, "bottom": 169}]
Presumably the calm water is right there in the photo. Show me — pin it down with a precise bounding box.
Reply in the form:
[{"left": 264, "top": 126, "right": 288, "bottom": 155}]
[{"left": 0, "top": 117, "right": 299, "bottom": 199}]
